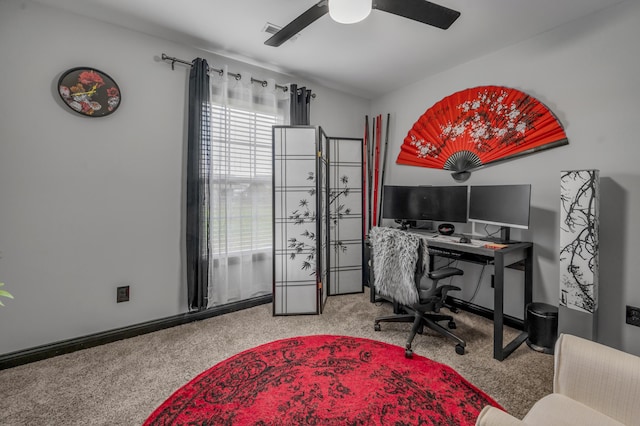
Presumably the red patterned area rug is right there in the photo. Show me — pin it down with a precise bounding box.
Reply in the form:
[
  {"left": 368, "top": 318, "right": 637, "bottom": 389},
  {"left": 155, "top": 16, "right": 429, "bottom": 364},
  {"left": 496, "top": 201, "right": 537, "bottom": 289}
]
[{"left": 144, "top": 335, "right": 502, "bottom": 425}]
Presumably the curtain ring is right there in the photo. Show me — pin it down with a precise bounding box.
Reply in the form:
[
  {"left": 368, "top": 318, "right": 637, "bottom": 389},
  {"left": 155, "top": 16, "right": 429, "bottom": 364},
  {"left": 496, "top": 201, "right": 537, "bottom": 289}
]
[
  {"left": 261, "top": 80, "right": 268, "bottom": 88},
  {"left": 218, "top": 69, "right": 224, "bottom": 77},
  {"left": 235, "top": 73, "right": 241, "bottom": 81}
]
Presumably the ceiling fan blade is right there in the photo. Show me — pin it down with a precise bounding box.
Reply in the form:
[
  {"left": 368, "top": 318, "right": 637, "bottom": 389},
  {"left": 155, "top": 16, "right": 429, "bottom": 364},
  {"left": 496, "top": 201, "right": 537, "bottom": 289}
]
[
  {"left": 373, "top": 0, "right": 460, "bottom": 29},
  {"left": 265, "top": 1, "right": 329, "bottom": 47}
]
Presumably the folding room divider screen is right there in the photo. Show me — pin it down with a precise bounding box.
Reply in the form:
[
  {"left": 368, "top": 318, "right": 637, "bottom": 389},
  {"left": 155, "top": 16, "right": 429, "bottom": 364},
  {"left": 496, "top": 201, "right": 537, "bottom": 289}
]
[
  {"left": 328, "top": 137, "right": 364, "bottom": 296},
  {"left": 273, "top": 126, "right": 363, "bottom": 315},
  {"left": 273, "top": 126, "right": 327, "bottom": 315}
]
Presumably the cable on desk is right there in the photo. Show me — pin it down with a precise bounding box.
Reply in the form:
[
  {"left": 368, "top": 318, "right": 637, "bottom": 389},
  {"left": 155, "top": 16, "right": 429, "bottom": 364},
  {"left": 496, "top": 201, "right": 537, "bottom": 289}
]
[
  {"left": 468, "top": 264, "right": 487, "bottom": 304},
  {"left": 484, "top": 224, "right": 502, "bottom": 239}
]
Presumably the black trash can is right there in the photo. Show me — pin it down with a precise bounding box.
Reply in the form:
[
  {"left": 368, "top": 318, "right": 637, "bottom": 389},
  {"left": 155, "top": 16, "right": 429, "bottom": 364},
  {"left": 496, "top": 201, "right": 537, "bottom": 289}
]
[{"left": 526, "top": 302, "right": 558, "bottom": 354}]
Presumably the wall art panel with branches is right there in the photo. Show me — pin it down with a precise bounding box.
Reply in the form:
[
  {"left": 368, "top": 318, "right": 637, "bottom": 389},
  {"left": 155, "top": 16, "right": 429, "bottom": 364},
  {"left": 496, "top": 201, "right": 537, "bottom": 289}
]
[{"left": 560, "top": 169, "right": 600, "bottom": 314}]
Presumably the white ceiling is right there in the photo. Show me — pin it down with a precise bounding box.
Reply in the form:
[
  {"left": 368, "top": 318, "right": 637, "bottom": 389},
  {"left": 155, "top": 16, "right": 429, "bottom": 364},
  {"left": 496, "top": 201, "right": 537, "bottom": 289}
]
[{"left": 35, "top": 0, "right": 626, "bottom": 99}]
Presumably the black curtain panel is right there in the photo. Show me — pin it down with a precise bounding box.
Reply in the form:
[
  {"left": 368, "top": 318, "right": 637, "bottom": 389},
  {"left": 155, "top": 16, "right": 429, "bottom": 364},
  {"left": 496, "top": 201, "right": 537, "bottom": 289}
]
[
  {"left": 186, "top": 58, "right": 210, "bottom": 311},
  {"left": 289, "top": 83, "right": 312, "bottom": 125}
]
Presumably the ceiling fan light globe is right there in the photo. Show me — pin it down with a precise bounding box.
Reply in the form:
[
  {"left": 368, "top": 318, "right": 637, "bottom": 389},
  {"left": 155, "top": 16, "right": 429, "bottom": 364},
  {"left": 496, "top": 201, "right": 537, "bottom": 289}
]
[{"left": 329, "top": 0, "right": 372, "bottom": 24}]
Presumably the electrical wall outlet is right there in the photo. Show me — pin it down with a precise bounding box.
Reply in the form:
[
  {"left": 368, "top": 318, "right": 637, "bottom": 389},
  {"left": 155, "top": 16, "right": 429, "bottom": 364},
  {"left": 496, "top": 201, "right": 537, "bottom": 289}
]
[
  {"left": 626, "top": 305, "right": 640, "bottom": 327},
  {"left": 117, "top": 285, "right": 130, "bottom": 303}
]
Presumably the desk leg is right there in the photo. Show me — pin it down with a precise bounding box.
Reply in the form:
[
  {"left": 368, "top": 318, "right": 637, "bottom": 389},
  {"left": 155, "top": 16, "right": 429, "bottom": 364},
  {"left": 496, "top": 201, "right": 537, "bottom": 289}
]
[
  {"left": 493, "top": 248, "right": 532, "bottom": 361},
  {"left": 523, "top": 245, "right": 533, "bottom": 332},
  {"left": 494, "top": 254, "right": 505, "bottom": 360}
]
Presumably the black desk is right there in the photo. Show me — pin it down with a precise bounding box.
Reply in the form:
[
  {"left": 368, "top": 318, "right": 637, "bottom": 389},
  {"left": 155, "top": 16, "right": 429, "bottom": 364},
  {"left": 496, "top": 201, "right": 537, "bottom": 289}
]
[{"left": 413, "top": 231, "right": 533, "bottom": 361}]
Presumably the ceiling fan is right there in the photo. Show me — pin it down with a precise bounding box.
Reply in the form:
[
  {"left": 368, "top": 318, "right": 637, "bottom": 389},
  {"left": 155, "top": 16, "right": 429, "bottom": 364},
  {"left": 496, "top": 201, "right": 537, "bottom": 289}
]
[{"left": 264, "top": 0, "right": 461, "bottom": 47}]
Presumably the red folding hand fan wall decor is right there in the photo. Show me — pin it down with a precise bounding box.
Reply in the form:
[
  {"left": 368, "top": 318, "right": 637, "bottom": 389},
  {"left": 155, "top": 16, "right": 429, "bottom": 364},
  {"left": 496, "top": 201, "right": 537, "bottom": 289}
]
[{"left": 397, "top": 85, "right": 569, "bottom": 181}]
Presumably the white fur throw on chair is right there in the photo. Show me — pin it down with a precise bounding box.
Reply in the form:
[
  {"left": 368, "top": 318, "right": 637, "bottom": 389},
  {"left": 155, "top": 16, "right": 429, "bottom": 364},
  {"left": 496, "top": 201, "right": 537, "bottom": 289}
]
[{"left": 369, "top": 226, "right": 429, "bottom": 306}]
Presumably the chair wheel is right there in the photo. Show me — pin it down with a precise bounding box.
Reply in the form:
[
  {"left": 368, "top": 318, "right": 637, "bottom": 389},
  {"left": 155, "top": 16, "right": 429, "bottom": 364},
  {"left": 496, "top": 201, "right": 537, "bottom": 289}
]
[
  {"left": 374, "top": 323, "right": 381, "bottom": 331},
  {"left": 405, "top": 349, "right": 413, "bottom": 358},
  {"left": 455, "top": 344, "right": 465, "bottom": 355},
  {"left": 448, "top": 321, "right": 457, "bottom": 329}
]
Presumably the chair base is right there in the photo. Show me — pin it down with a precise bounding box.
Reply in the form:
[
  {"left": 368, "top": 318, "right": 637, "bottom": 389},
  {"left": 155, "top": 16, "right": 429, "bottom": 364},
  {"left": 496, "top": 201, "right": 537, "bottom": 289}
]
[{"left": 374, "top": 308, "right": 466, "bottom": 357}]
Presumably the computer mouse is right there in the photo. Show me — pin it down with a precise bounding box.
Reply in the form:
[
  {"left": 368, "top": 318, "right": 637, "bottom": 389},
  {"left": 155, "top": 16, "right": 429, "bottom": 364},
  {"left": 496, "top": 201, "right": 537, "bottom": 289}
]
[{"left": 459, "top": 235, "right": 471, "bottom": 244}]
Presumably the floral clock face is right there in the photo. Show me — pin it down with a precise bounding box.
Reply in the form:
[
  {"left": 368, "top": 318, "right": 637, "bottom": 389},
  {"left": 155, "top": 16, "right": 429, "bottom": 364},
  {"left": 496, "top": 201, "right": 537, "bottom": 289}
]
[{"left": 58, "top": 67, "right": 121, "bottom": 117}]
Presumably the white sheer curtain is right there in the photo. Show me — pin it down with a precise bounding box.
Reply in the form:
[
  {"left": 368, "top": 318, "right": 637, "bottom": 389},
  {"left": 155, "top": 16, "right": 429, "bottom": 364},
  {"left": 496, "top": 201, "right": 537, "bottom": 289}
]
[{"left": 207, "top": 66, "right": 289, "bottom": 307}]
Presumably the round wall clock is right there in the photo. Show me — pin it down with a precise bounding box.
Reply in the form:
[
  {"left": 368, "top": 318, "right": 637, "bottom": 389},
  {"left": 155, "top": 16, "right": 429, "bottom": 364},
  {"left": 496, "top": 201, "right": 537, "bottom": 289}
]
[{"left": 58, "top": 67, "right": 121, "bottom": 117}]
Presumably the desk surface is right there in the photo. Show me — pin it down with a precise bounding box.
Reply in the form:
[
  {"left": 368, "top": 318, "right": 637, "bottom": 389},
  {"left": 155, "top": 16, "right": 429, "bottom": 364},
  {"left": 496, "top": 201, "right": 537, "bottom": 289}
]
[{"left": 408, "top": 229, "right": 532, "bottom": 259}]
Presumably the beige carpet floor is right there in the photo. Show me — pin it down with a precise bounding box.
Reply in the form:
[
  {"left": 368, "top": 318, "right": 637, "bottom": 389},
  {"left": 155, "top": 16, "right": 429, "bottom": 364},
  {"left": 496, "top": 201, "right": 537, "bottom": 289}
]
[{"left": 0, "top": 288, "right": 553, "bottom": 425}]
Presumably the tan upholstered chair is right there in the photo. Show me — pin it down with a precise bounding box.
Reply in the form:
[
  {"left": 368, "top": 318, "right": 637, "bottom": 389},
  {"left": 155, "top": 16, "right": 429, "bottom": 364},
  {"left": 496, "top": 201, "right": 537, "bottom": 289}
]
[{"left": 476, "top": 333, "right": 640, "bottom": 426}]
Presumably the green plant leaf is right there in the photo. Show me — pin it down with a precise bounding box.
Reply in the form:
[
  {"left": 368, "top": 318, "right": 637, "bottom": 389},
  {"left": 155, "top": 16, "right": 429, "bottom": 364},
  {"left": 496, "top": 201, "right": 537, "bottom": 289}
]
[{"left": 0, "top": 282, "right": 13, "bottom": 305}]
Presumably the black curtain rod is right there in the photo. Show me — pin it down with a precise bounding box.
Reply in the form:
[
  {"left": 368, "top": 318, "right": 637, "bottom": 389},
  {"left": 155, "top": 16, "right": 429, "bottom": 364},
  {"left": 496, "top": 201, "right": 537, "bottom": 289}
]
[{"left": 161, "top": 53, "right": 315, "bottom": 97}]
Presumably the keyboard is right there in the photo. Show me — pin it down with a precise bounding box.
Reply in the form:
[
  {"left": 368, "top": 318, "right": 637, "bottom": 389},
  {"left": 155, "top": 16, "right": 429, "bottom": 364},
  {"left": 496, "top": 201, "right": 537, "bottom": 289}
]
[{"left": 428, "top": 247, "right": 462, "bottom": 258}]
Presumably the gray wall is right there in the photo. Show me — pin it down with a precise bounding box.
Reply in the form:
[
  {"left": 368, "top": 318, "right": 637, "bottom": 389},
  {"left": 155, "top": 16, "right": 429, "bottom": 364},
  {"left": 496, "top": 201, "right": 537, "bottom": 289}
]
[
  {"left": 0, "top": 0, "right": 369, "bottom": 354},
  {"left": 371, "top": 1, "right": 640, "bottom": 355}
]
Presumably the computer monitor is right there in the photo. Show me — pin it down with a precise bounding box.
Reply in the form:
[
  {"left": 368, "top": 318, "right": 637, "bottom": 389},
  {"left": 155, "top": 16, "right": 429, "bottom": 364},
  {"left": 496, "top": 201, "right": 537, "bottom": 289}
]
[
  {"left": 468, "top": 184, "right": 531, "bottom": 240},
  {"left": 382, "top": 185, "right": 468, "bottom": 224}
]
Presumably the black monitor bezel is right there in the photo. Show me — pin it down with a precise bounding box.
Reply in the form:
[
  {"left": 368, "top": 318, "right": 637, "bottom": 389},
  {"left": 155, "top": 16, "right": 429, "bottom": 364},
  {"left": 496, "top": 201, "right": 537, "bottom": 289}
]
[
  {"left": 468, "top": 184, "right": 531, "bottom": 230},
  {"left": 381, "top": 185, "right": 468, "bottom": 224}
]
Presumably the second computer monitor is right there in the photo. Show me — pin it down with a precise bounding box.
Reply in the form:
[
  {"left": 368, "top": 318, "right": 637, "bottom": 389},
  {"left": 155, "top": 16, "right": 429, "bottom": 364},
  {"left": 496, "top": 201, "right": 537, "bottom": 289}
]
[{"left": 468, "top": 184, "right": 531, "bottom": 229}]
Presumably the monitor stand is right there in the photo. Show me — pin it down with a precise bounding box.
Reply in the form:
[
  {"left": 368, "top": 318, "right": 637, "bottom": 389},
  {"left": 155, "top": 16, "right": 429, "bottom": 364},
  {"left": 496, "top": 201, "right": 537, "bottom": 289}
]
[{"left": 500, "top": 226, "right": 511, "bottom": 244}]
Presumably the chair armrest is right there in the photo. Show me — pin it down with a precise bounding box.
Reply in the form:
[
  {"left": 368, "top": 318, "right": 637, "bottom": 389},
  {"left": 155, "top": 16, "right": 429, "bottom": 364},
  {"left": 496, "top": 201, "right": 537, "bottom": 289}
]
[
  {"left": 554, "top": 333, "right": 640, "bottom": 425},
  {"left": 428, "top": 266, "right": 463, "bottom": 280},
  {"left": 437, "top": 284, "right": 461, "bottom": 295},
  {"left": 475, "top": 406, "right": 523, "bottom": 426}
]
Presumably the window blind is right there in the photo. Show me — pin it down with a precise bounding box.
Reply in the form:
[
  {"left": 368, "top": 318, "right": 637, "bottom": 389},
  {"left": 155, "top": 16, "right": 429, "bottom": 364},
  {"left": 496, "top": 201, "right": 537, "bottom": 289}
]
[{"left": 210, "top": 104, "right": 278, "bottom": 255}]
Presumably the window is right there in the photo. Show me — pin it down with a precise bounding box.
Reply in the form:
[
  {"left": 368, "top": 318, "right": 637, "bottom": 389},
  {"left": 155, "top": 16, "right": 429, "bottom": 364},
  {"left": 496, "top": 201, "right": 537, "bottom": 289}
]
[{"left": 209, "top": 103, "right": 279, "bottom": 255}]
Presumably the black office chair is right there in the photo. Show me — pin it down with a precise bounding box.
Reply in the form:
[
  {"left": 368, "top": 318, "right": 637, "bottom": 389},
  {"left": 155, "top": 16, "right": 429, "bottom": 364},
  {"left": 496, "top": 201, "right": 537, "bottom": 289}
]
[{"left": 370, "top": 228, "right": 466, "bottom": 358}]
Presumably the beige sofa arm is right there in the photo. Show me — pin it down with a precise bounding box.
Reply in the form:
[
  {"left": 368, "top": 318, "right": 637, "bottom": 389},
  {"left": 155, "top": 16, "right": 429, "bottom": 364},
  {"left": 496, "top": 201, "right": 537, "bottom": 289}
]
[
  {"left": 554, "top": 333, "right": 640, "bottom": 425},
  {"left": 475, "top": 406, "right": 523, "bottom": 426}
]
